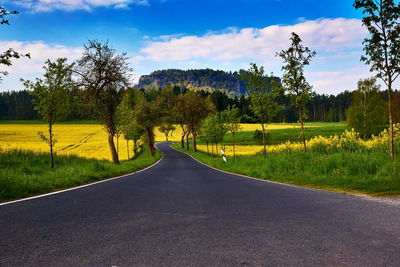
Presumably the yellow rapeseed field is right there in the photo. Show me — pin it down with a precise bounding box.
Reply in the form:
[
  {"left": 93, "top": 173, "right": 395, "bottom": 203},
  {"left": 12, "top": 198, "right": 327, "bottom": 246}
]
[
  {"left": 238, "top": 123, "right": 320, "bottom": 131},
  {"left": 0, "top": 124, "right": 134, "bottom": 161},
  {"left": 0, "top": 123, "right": 295, "bottom": 161},
  {"left": 2, "top": 123, "right": 396, "bottom": 160},
  {"left": 197, "top": 125, "right": 400, "bottom": 156},
  {"left": 0, "top": 124, "right": 185, "bottom": 161}
]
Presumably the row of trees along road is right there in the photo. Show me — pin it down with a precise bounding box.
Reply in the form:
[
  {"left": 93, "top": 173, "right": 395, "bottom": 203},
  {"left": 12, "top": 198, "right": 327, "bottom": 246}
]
[{"left": 5, "top": 1, "right": 400, "bottom": 166}]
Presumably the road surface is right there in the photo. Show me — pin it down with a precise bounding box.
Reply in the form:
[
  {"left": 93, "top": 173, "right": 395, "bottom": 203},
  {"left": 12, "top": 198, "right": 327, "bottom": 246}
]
[{"left": 1, "top": 142, "right": 400, "bottom": 266}]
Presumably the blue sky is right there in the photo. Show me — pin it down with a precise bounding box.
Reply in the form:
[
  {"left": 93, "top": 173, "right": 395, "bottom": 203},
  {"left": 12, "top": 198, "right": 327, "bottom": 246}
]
[{"left": 0, "top": 0, "right": 387, "bottom": 94}]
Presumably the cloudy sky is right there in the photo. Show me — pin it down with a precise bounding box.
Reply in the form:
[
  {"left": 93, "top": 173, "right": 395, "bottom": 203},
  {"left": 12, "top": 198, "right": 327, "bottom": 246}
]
[{"left": 0, "top": 0, "right": 388, "bottom": 94}]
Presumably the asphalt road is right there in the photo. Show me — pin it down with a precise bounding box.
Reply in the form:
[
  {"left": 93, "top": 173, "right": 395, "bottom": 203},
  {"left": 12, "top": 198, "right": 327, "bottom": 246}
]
[{"left": 1, "top": 142, "right": 400, "bottom": 266}]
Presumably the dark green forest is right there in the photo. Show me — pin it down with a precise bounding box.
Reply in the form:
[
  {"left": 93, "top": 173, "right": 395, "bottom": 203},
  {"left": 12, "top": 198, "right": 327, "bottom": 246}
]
[{"left": 1, "top": 69, "right": 400, "bottom": 123}]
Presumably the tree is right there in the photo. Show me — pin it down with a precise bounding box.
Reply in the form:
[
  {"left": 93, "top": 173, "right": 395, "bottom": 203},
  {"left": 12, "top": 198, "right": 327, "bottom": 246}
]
[
  {"left": 354, "top": 0, "right": 400, "bottom": 160},
  {"left": 347, "top": 78, "right": 387, "bottom": 137},
  {"left": 222, "top": 105, "right": 241, "bottom": 158},
  {"left": 124, "top": 122, "right": 145, "bottom": 158},
  {"left": 158, "top": 124, "right": 176, "bottom": 141},
  {"left": 21, "top": 58, "right": 74, "bottom": 168},
  {"left": 0, "top": 6, "right": 30, "bottom": 82},
  {"left": 134, "top": 92, "right": 163, "bottom": 156},
  {"left": 75, "top": 40, "right": 131, "bottom": 164},
  {"left": 276, "top": 32, "right": 316, "bottom": 151},
  {"left": 117, "top": 90, "right": 144, "bottom": 159},
  {"left": 174, "top": 94, "right": 191, "bottom": 149},
  {"left": 180, "top": 92, "right": 215, "bottom": 152},
  {"left": 241, "top": 63, "right": 282, "bottom": 157},
  {"left": 201, "top": 113, "right": 227, "bottom": 156}
]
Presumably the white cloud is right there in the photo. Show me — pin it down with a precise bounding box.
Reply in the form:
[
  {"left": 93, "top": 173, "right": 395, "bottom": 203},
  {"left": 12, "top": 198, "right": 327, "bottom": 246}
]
[
  {"left": 11, "top": 0, "right": 149, "bottom": 12},
  {"left": 0, "top": 41, "right": 82, "bottom": 75},
  {"left": 139, "top": 18, "right": 367, "bottom": 63},
  {"left": 308, "top": 66, "right": 374, "bottom": 94},
  {"left": 137, "top": 18, "right": 373, "bottom": 94}
]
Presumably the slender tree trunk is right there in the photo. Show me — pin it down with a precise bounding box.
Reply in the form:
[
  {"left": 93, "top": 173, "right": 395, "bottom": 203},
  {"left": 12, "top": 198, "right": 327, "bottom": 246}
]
[
  {"left": 108, "top": 132, "right": 120, "bottom": 164},
  {"left": 181, "top": 134, "right": 185, "bottom": 148},
  {"left": 145, "top": 127, "right": 155, "bottom": 156},
  {"left": 126, "top": 139, "right": 130, "bottom": 160},
  {"left": 388, "top": 78, "right": 395, "bottom": 160},
  {"left": 116, "top": 134, "right": 119, "bottom": 155},
  {"left": 261, "top": 122, "right": 267, "bottom": 158},
  {"left": 216, "top": 143, "right": 218, "bottom": 156},
  {"left": 193, "top": 132, "right": 197, "bottom": 152},
  {"left": 211, "top": 142, "right": 214, "bottom": 156},
  {"left": 206, "top": 141, "right": 209, "bottom": 153},
  {"left": 49, "top": 123, "right": 54, "bottom": 168},
  {"left": 165, "top": 133, "right": 169, "bottom": 142},
  {"left": 180, "top": 125, "right": 186, "bottom": 148},
  {"left": 186, "top": 132, "right": 190, "bottom": 150}
]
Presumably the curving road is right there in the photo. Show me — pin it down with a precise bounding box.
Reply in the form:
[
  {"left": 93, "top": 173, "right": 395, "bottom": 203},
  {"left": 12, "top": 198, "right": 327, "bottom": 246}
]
[{"left": 1, "top": 142, "right": 400, "bottom": 266}]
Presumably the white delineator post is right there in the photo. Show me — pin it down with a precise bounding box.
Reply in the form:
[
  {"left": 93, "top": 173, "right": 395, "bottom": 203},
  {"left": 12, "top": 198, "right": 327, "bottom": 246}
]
[{"left": 221, "top": 149, "right": 227, "bottom": 162}]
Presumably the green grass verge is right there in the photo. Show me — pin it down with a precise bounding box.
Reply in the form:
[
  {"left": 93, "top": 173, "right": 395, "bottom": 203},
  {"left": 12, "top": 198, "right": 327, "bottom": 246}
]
[
  {"left": 173, "top": 143, "right": 400, "bottom": 196},
  {"left": 0, "top": 147, "right": 161, "bottom": 202}
]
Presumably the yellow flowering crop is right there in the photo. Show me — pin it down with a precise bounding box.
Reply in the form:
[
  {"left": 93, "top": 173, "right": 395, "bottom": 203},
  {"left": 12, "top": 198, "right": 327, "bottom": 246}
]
[
  {"left": 2, "top": 123, "right": 398, "bottom": 160},
  {"left": 0, "top": 124, "right": 135, "bottom": 161},
  {"left": 196, "top": 124, "right": 400, "bottom": 156}
]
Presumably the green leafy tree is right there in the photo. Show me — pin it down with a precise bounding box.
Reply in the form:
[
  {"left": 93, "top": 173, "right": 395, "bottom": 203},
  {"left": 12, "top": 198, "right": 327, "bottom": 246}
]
[
  {"left": 241, "top": 63, "right": 282, "bottom": 157},
  {"left": 354, "top": 0, "right": 400, "bottom": 160},
  {"left": 201, "top": 113, "right": 227, "bottom": 156},
  {"left": 22, "top": 58, "right": 74, "bottom": 168},
  {"left": 75, "top": 40, "right": 131, "bottom": 164},
  {"left": 182, "top": 92, "right": 215, "bottom": 152},
  {"left": 158, "top": 124, "right": 176, "bottom": 141},
  {"left": 174, "top": 94, "right": 191, "bottom": 149},
  {"left": 124, "top": 122, "right": 145, "bottom": 158},
  {"left": 347, "top": 78, "right": 387, "bottom": 137},
  {"left": 134, "top": 92, "right": 163, "bottom": 156},
  {"left": 117, "top": 90, "right": 144, "bottom": 159},
  {"left": 276, "top": 32, "right": 316, "bottom": 152},
  {"left": 0, "top": 6, "right": 30, "bottom": 82},
  {"left": 222, "top": 105, "right": 241, "bottom": 158}
]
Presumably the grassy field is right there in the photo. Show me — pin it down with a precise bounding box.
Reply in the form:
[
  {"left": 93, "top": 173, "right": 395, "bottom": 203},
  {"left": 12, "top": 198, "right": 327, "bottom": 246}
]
[
  {"left": 173, "top": 143, "right": 400, "bottom": 196},
  {"left": 0, "top": 147, "right": 161, "bottom": 202}
]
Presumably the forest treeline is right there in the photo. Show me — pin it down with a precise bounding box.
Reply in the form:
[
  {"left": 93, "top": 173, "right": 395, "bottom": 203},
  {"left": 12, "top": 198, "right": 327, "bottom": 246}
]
[{"left": 2, "top": 85, "right": 400, "bottom": 123}]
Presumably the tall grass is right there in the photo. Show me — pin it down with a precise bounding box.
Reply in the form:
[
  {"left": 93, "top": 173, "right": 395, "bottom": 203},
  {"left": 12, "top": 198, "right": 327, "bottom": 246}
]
[
  {"left": 173, "top": 143, "right": 400, "bottom": 196},
  {"left": 0, "top": 148, "right": 161, "bottom": 202}
]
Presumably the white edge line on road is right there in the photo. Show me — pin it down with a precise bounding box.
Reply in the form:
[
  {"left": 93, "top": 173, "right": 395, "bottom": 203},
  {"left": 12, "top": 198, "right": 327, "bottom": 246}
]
[
  {"left": 169, "top": 144, "right": 400, "bottom": 206},
  {"left": 0, "top": 144, "right": 164, "bottom": 207},
  {"left": 169, "top": 144, "right": 310, "bottom": 190}
]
